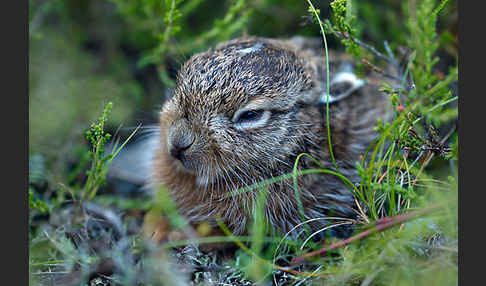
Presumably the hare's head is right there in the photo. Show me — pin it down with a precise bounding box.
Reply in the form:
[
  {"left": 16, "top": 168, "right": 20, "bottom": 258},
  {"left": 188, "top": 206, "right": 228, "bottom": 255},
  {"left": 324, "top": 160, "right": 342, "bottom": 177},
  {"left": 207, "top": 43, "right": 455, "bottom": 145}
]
[{"left": 160, "top": 38, "right": 317, "bottom": 187}]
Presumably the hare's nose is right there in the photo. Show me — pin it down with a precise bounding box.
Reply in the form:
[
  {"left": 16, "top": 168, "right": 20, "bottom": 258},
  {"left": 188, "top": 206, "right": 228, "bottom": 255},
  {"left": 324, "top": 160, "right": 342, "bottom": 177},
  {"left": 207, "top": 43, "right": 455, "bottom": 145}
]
[{"left": 167, "top": 119, "right": 195, "bottom": 161}]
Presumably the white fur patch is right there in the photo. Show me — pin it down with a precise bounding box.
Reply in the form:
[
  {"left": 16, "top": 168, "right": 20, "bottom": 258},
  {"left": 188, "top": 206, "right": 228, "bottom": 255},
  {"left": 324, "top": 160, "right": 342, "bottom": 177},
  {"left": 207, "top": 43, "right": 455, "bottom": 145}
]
[{"left": 238, "top": 42, "right": 264, "bottom": 54}]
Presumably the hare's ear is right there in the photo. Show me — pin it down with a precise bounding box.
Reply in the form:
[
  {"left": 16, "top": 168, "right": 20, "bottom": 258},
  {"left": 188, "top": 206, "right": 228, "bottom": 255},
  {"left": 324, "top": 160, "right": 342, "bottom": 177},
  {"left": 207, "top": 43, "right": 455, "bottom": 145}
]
[
  {"left": 320, "top": 62, "right": 365, "bottom": 104},
  {"left": 319, "top": 71, "right": 365, "bottom": 104},
  {"left": 296, "top": 70, "right": 366, "bottom": 105},
  {"left": 297, "top": 62, "right": 366, "bottom": 105}
]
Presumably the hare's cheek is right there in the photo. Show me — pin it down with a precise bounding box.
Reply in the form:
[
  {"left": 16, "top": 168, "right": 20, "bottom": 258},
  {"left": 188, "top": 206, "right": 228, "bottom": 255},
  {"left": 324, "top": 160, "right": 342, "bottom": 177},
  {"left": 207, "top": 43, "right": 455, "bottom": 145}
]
[{"left": 207, "top": 128, "right": 235, "bottom": 152}]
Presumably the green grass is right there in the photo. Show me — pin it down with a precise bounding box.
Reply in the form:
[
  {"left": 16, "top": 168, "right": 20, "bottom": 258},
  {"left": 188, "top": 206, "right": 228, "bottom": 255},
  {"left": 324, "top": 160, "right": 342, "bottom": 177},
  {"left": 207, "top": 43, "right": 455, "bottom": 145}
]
[{"left": 29, "top": 0, "right": 458, "bottom": 285}]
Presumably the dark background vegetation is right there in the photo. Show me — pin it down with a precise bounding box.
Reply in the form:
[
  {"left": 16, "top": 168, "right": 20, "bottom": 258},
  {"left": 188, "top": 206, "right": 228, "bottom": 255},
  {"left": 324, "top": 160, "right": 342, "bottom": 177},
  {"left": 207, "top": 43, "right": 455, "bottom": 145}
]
[{"left": 29, "top": 0, "right": 458, "bottom": 285}]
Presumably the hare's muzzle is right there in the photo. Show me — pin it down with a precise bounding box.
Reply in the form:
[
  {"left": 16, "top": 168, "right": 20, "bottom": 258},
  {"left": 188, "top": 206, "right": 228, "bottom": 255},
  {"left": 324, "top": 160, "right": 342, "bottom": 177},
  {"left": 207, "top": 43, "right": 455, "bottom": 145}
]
[{"left": 167, "top": 118, "right": 195, "bottom": 166}]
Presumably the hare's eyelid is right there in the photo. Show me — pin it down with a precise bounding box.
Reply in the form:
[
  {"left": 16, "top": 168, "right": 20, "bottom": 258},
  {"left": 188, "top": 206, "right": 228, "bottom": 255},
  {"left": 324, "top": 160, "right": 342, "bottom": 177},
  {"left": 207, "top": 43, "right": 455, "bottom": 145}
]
[
  {"left": 231, "top": 100, "right": 266, "bottom": 122},
  {"left": 231, "top": 95, "right": 277, "bottom": 117}
]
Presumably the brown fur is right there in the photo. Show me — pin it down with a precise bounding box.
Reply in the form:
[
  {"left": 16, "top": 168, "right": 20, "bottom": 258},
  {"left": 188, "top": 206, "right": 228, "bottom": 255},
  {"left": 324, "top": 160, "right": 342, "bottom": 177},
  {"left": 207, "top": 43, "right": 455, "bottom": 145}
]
[{"left": 151, "top": 37, "right": 391, "bottom": 236}]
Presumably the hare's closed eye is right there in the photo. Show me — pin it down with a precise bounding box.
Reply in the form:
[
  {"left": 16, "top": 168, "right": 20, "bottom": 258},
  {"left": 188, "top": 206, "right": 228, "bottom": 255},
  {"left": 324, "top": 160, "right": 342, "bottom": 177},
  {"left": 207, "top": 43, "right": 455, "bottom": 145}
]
[
  {"left": 237, "top": 110, "right": 262, "bottom": 122},
  {"left": 232, "top": 109, "right": 271, "bottom": 129}
]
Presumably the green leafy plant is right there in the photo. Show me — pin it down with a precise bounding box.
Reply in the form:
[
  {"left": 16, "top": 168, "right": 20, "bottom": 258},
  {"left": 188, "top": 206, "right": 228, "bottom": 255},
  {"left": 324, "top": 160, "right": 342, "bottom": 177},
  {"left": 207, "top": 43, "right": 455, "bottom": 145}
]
[
  {"left": 29, "top": 189, "right": 50, "bottom": 214},
  {"left": 83, "top": 102, "right": 139, "bottom": 201}
]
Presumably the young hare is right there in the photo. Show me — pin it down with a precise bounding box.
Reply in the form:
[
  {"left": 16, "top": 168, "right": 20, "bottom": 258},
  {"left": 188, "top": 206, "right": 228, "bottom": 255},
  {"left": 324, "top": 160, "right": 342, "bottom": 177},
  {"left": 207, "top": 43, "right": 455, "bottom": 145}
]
[{"left": 150, "top": 36, "right": 391, "bottom": 237}]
